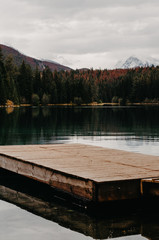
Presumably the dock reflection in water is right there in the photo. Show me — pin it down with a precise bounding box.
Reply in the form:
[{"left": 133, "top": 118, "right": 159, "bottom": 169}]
[{"left": 0, "top": 169, "right": 159, "bottom": 240}]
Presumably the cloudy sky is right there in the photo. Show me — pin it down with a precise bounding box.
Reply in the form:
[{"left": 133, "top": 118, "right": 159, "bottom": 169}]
[{"left": 1, "top": 0, "right": 159, "bottom": 69}]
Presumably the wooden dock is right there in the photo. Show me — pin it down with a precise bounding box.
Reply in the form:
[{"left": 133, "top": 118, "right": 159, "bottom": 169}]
[{"left": 0, "top": 144, "right": 159, "bottom": 203}]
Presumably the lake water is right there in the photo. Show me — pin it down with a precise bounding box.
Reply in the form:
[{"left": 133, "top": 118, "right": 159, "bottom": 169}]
[{"left": 0, "top": 106, "right": 159, "bottom": 240}]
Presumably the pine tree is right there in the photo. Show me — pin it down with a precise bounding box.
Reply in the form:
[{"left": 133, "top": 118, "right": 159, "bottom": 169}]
[
  {"left": 17, "top": 61, "right": 33, "bottom": 103},
  {"left": 0, "top": 47, "right": 7, "bottom": 105},
  {"left": 33, "top": 66, "right": 41, "bottom": 97},
  {"left": 4, "top": 55, "right": 19, "bottom": 104}
]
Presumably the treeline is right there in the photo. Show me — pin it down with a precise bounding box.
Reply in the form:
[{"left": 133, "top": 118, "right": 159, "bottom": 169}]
[{"left": 0, "top": 47, "right": 159, "bottom": 105}]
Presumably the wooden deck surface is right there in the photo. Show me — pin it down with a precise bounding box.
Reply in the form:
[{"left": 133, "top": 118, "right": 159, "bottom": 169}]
[
  {"left": 0, "top": 144, "right": 159, "bottom": 202},
  {"left": 0, "top": 144, "right": 159, "bottom": 181}
]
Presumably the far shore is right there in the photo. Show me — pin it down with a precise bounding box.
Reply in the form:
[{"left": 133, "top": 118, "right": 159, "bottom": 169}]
[{"left": 1, "top": 102, "right": 159, "bottom": 108}]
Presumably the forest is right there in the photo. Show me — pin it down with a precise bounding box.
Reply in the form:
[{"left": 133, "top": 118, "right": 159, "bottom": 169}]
[{"left": 0, "top": 47, "right": 159, "bottom": 106}]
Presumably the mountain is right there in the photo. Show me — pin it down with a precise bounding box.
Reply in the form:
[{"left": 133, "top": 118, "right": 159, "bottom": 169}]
[
  {"left": 0, "top": 44, "right": 71, "bottom": 71},
  {"left": 115, "top": 56, "right": 159, "bottom": 69}
]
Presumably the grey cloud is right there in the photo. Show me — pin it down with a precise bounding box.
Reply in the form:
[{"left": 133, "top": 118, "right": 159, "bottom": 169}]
[
  {"left": 1, "top": 0, "right": 159, "bottom": 69},
  {"left": 19, "top": 0, "right": 159, "bottom": 9}
]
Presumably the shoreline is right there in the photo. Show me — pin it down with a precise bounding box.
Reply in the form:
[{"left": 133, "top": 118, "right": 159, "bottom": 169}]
[{"left": 1, "top": 102, "right": 159, "bottom": 108}]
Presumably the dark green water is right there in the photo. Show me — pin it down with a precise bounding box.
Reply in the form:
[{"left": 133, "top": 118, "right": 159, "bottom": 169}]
[
  {"left": 0, "top": 106, "right": 159, "bottom": 155},
  {"left": 0, "top": 106, "right": 159, "bottom": 240}
]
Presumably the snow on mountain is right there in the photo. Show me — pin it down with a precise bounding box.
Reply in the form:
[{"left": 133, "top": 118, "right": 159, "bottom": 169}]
[
  {"left": 115, "top": 56, "right": 159, "bottom": 69},
  {"left": 41, "top": 59, "right": 59, "bottom": 65}
]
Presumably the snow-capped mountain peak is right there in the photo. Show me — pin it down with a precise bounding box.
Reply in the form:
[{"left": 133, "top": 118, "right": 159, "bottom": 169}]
[{"left": 115, "top": 56, "right": 159, "bottom": 69}]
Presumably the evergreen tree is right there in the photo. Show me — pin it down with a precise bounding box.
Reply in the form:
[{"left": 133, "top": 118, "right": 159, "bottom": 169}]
[
  {"left": 33, "top": 66, "right": 41, "bottom": 96},
  {"left": 17, "top": 61, "right": 33, "bottom": 103},
  {"left": 0, "top": 47, "right": 7, "bottom": 105},
  {"left": 4, "top": 55, "right": 19, "bottom": 104}
]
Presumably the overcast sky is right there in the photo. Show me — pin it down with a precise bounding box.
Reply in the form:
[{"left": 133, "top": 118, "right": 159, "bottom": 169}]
[{"left": 1, "top": 0, "right": 159, "bottom": 69}]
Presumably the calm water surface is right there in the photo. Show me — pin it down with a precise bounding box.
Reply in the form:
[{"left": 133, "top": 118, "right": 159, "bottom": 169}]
[{"left": 0, "top": 106, "right": 159, "bottom": 240}]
